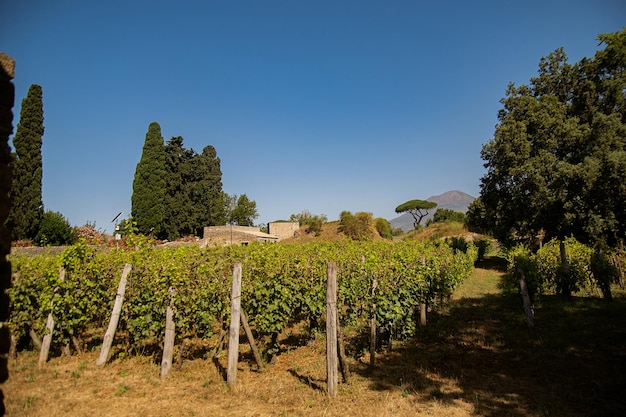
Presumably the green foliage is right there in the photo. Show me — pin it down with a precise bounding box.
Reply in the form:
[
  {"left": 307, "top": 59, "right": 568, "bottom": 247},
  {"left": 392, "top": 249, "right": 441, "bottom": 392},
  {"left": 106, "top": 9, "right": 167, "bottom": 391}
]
[
  {"left": 465, "top": 198, "right": 489, "bottom": 234},
  {"left": 131, "top": 122, "right": 166, "bottom": 237},
  {"left": 8, "top": 84, "right": 44, "bottom": 241},
  {"left": 162, "top": 138, "right": 225, "bottom": 240},
  {"left": 228, "top": 194, "right": 259, "bottom": 226},
  {"left": 474, "top": 238, "right": 493, "bottom": 261},
  {"left": 375, "top": 218, "right": 392, "bottom": 239},
  {"left": 503, "top": 238, "right": 608, "bottom": 300},
  {"left": 395, "top": 199, "right": 437, "bottom": 229},
  {"left": 479, "top": 29, "right": 626, "bottom": 248},
  {"left": 34, "top": 211, "right": 77, "bottom": 246},
  {"left": 428, "top": 208, "right": 465, "bottom": 225},
  {"left": 339, "top": 211, "right": 375, "bottom": 241},
  {"left": 289, "top": 210, "right": 327, "bottom": 236},
  {"left": 8, "top": 239, "right": 477, "bottom": 360}
]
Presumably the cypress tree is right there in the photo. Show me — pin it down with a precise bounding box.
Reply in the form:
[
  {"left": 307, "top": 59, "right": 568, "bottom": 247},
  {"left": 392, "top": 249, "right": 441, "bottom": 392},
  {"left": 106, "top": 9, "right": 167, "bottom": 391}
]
[
  {"left": 7, "top": 84, "right": 44, "bottom": 241},
  {"left": 161, "top": 139, "right": 226, "bottom": 240},
  {"left": 193, "top": 145, "right": 225, "bottom": 230},
  {"left": 131, "top": 122, "right": 166, "bottom": 237}
]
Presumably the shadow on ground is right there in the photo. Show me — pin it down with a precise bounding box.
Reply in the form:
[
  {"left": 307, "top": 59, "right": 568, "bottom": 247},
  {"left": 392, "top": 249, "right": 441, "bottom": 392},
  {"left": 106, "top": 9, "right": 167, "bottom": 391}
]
[{"left": 350, "top": 270, "right": 626, "bottom": 416}]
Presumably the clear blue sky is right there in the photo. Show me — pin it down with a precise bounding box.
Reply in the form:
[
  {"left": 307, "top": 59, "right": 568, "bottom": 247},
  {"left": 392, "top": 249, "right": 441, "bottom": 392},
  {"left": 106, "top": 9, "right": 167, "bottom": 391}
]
[{"left": 2, "top": 1, "right": 624, "bottom": 234}]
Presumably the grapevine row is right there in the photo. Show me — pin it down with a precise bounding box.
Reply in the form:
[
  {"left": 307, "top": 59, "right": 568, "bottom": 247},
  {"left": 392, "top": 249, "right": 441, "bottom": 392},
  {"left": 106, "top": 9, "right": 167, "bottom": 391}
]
[{"left": 8, "top": 239, "right": 477, "bottom": 359}]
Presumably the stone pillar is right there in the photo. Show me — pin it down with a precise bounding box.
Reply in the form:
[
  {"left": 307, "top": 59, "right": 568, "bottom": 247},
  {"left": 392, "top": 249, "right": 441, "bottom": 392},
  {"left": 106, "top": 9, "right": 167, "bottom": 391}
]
[{"left": 0, "top": 52, "right": 15, "bottom": 416}]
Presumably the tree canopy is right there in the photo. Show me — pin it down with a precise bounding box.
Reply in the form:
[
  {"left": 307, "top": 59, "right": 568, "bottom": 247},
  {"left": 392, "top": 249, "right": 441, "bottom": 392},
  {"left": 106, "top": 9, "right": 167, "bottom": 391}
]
[
  {"left": 478, "top": 29, "right": 626, "bottom": 248},
  {"left": 395, "top": 199, "right": 437, "bottom": 229},
  {"left": 131, "top": 122, "right": 166, "bottom": 237},
  {"left": 8, "top": 84, "right": 44, "bottom": 241},
  {"left": 228, "top": 194, "right": 258, "bottom": 227},
  {"left": 132, "top": 125, "right": 228, "bottom": 240}
]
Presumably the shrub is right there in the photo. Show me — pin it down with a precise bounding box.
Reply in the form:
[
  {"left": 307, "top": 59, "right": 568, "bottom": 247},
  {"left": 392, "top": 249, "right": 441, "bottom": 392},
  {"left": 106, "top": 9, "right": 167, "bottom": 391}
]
[
  {"left": 339, "top": 211, "right": 375, "bottom": 241},
  {"left": 375, "top": 218, "right": 393, "bottom": 239},
  {"left": 428, "top": 208, "right": 466, "bottom": 225},
  {"left": 289, "top": 210, "right": 327, "bottom": 236},
  {"left": 34, "top": 211, "right": 77, "bottom": 246}
]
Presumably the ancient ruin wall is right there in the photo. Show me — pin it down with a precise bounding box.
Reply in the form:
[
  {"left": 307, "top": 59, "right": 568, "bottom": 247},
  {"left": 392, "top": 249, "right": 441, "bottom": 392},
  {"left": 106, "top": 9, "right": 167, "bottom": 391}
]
[{"left": 268, "top": 222, "right": 299, "bottom": 241}]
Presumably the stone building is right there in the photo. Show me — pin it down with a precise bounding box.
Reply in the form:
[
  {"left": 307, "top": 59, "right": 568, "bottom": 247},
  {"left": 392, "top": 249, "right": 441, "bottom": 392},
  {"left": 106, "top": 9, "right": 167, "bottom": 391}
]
[{"left": 268, "top": 221, "right": 299, "bottom": 241}]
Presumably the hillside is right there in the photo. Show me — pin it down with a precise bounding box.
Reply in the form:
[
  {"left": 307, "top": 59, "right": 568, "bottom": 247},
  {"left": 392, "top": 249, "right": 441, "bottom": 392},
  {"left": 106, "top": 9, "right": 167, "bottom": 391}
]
[{"left": 390, "top": 190, "right": 475, "bottom": 232}]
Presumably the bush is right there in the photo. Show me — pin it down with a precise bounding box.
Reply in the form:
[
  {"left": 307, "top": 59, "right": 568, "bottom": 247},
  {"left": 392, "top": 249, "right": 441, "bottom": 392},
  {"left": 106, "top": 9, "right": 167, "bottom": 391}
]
[
  {"left": 289, "top": 210, "right": 327, "bottom": 236},
  {"left": 35, "top": 211, "right": 77, "bottom": 246},
  {"left": 428, "top": 208, "right": 466, "bottom": 225},
  {"left": 339, "top": 211, "right": 375, "bottom": 241},
  {"left": 375, "top": 218, "right": 393, "bottom": 239}
]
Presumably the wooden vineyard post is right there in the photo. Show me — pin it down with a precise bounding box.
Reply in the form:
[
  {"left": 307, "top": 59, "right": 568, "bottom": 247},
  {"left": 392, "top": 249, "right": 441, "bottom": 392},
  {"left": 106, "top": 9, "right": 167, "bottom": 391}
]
[
  {"left": 39, "top": 266, "right": 65, "bottom": 367},
  {"left": 336, "top": 312, "right": 350, "bottom": 383},
  {"left": 518, "top": 268, "right": 534, "bottom": 327},
  {"left": 326, "top": 262, "right": 338, "bottom": 397},
  {"left": 419, "top": 255, "right": 427, "bottom": 327},
  {"left": 240, "top": 309, "right": 264, "bottom": 371},
  {"left": 227, "top": 262, "right": 242, "bottom": 386},
  {"left": 161, "top": 287, "right": 176, "bottom": 378},
  {"left": 96, "top": 263, "right": 131, "bottom": 366},
  {"left": 369, "top": 278, "right": 378, "bottom": 369}
]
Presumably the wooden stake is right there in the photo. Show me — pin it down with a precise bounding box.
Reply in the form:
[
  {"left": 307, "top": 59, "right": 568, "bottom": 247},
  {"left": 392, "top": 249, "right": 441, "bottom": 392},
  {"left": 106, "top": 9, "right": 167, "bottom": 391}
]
[
  {"left": 38, "top": 266, "right": 65, "bottom": 367},
  {"left": 227, "top": 263, "right": 242, "bottom": 386},
  {"left": 518, "top": 267, "right": 534, "bottom": 327},
  {"left": 326, "top": 262, "right": 338, "bottom": 397},
  {"left": 369, "top": 278, "right": 378, "bottom": 369},
  {"left": 97, "top": 263, "right": 131, "bottom": 366},
  {"left": 161, "top": 287, "right": 176, "bottom": 378},
  {"left": 336, "top": 312, "right": 349, "bottom": 383},
  {"left": 240, "top": 309, "right": 263, "bottom": 371}
]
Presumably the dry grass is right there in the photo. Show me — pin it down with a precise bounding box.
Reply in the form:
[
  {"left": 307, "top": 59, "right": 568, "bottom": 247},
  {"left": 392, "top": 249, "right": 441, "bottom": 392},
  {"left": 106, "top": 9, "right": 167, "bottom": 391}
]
[{"left": 4, "top": 257, "right": 626, "bottom": 417}]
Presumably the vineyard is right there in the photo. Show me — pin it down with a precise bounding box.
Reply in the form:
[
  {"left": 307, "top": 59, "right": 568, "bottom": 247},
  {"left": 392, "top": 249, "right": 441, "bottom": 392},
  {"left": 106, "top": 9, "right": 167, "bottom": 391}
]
[
  {"left": 8, "top": 238, "right": 477, "bottom": 368},
  {"left": 5, "top": 236, "right": 626, "bottom": 417}
]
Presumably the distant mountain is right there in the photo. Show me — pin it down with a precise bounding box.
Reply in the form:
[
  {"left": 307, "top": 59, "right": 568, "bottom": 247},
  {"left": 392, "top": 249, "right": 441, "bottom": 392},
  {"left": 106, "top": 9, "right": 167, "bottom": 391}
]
[{"left": 390, "top": 190, "right": 476, "bottom": 232}]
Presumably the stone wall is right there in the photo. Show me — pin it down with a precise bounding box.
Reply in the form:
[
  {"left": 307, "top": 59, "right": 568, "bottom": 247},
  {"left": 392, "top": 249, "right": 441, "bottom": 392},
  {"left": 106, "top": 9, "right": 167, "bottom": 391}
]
[
  {"left": 268, "top": 222, "right": 299, "bottom": 241},
  {"left": 202, "top": 225, "right": 278, "bottom": 246},
  {"left": 0, "top": 52, "right": 15, "bottom": 416}
]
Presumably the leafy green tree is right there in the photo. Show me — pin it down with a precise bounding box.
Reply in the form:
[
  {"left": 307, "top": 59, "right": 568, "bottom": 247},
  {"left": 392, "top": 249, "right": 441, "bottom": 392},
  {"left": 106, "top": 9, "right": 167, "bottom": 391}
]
[
  {"left": 479, "top": 29, "right": 626, "bottom": 249},
  {"left": 193, "top": 145, "right": 226, "bottom": 228},
  {"left": 162, "top": 139, "right": 226, "bottom": 240},
  {"left": 339, "top": 211, "right": 375, "bottom": 241},
  {"left": 429, "top": 208, "right": 466, "bottom": 225},
  {"left": 8, "top": 84, "right": 44, "bottom": 241},
  {"left": 375, "top": 217, "right": 393, "bottom": 239},
  {"left": 35, "top": 211, "right": 77, "bottom": 246},
  {"left": 289, "top": 210, "right": 327, "bottom": 236},
  {"left": 465, "top": 198, "right": 490, "bottom": 235},
  {"left": 395, "top": 199, "right": 437, "bottom": 229},
  {"left": 228, "top": 194, "right": 258, "bottom": 226},
  {"left": 162, "top": 136, "right": 194, "bottom": 239},
  {"left": 131, "top": 122, "right": 166, "bottom": 237}
]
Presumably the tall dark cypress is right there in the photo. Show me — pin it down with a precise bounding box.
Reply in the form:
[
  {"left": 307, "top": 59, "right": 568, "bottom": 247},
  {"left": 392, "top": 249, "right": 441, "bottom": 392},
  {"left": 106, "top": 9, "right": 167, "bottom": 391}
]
[
  {"left": 131, "top": 122, "right": 166, "bottom": 237},
  {"left": 7, "top": 84, "right": 44, "bottom": 241},
  {"left": 198, "top": 145, "right": 225, "bottom": 227}
]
